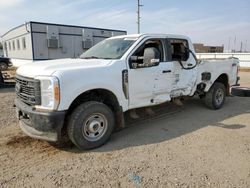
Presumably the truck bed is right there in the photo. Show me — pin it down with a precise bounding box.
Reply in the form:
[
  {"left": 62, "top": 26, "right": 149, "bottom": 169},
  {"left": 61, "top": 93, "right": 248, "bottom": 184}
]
[{"left": 196, "top": 58, "right": 239, "bottom": 92}]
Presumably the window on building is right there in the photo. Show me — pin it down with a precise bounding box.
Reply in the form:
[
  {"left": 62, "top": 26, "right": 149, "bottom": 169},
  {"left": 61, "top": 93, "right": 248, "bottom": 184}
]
[
  {"left": 22, "top": 37, "right": 26, "bottom": 49},
  {"left": 17, "top": 39, "right": 20, "bottom": 50},
  {"left": 4, "top": 42, "right": 7, "bottom": 51},
  {"left": 12, "top": 41, "right": 15, "bottom": 50},
  {"left": 9, "top": 42, "right": 11, "bottom": 51}
]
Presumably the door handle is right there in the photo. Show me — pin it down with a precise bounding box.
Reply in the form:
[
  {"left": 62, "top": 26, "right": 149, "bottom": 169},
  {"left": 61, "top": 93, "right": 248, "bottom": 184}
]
[{"left": 162, "top": 70, "right": 172, "bottom": 73}]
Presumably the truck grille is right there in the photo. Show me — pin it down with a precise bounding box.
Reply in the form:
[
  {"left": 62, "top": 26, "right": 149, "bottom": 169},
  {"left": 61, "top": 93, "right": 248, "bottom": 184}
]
[{"left": 15, "top": 75, "right": 41, "bottom": 105}]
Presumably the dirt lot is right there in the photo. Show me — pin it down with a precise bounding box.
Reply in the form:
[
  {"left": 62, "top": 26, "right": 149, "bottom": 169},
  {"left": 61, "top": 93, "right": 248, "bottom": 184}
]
[{"left": 0, "top": 72, "right": 250, "bottom": 187}]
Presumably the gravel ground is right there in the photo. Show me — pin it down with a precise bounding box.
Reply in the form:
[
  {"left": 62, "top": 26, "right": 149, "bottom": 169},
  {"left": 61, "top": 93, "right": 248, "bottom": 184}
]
[{"left": 0, "top": 72, "right": 250, "bottom": 187}]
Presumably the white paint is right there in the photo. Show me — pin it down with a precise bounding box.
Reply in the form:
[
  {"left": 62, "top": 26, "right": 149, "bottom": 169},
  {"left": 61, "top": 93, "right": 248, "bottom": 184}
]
[
  {"left": 16, "top": 34, "right": 239, "bottom": 112},
  {"left": 11, "top": 58, "right": 33, "bottom": 67},
  {"left": 197, "top": 53, "right": 250, "bottom": 68}
]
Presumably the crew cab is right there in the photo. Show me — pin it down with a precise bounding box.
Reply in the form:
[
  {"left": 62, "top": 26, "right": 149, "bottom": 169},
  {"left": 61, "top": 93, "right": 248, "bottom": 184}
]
[{"left": 15, "top": 34, "right": 239, "bottom": 149}]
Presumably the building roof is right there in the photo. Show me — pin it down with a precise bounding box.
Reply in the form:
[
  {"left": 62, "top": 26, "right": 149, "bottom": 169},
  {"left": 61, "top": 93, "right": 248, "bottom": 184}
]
[{"left": 1, "top": 21, "right": 127, "bottom": 38}]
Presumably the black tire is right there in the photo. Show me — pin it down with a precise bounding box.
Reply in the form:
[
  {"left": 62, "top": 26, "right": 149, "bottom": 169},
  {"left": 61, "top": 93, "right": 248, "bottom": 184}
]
[
  {"left": 0, "top": 71, "right": 4, "bottom": 84},
  {"left": 205, "top": 82, "right": 226, "bottom": 110},
  {"left": 231, "top": 87, "right": 250, "bottom": 97},
  {"left": 0, "top": 62, "right": 8, "bottom": 71},
  {"left": 67, "top": 101, "right": 115, "bottom": 150}
]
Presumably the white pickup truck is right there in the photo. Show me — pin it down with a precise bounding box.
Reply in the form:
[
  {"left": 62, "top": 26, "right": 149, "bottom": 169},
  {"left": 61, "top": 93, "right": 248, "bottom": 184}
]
[{"left": 15, "top": 34, "right": 240, "bottom": 149}]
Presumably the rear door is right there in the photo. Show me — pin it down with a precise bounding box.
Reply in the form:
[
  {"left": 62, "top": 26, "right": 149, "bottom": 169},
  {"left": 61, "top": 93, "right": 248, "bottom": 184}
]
[{"left": 167, "top": 38, "right": 197, "bottom": 96}]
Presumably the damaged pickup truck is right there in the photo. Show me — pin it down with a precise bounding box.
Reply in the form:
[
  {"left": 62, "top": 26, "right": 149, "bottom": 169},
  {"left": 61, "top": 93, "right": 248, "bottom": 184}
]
[{"left": 15, "top": 34, "right": 240, "bottom": 149}]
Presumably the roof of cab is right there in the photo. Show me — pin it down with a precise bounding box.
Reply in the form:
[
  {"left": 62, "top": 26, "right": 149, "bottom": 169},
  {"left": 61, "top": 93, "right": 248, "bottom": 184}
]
[{"left": 110, "top": 33, "right": 190, "bottom": 40}]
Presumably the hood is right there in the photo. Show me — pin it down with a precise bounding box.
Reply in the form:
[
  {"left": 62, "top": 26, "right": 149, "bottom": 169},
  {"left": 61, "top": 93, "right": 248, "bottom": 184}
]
[{"left": 16, "top": 58, "right": 112, "bottom": 78}]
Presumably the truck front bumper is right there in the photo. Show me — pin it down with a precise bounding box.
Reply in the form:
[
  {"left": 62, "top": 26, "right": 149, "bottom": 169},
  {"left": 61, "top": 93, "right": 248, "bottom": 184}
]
[{"left": 15, "top": 99, "right": 66, "bottom": 142}]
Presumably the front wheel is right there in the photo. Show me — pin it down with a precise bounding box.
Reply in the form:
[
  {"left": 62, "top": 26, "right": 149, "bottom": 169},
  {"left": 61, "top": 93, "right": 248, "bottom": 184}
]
[
  {"left": 205, "top": 82, "right": 226, "bottom": 110},
  {"left": 67, "top": 101, "right": 115, "bottom": 150}
]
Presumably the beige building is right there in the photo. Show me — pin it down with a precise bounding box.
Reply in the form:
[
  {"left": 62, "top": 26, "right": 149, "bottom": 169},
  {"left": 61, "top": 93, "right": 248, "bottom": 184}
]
[{"left": 193, "top": 43, "right": 224, "bottom": 53}]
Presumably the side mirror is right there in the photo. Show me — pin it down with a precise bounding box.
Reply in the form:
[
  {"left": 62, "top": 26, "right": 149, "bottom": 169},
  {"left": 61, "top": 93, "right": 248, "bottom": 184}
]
[
  {"left": 129, "top": 56, "right": 144, "bottom": 68},
  {"left": 129, "top": 47, "right": 160, "bottom": 69},
  {"left": 143, "top": 47, "right": 160, "bottom": 67}
]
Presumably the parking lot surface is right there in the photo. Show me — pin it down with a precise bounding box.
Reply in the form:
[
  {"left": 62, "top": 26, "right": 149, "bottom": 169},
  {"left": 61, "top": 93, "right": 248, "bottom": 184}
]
[{"left": 0, "top": 72, "right": 249, "bottom": 187}]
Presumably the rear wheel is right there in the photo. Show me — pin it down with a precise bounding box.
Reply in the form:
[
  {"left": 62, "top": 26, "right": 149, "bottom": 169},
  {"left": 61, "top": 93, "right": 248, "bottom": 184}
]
[
  {"left": 205, "top": 82, "right": 226, "bottom": 110},
  {"left": 0, "top": 62, "right": 8, "bottom": 71},
  {"left": 67, "top": 101, "right": 115, "bottom": 150}
]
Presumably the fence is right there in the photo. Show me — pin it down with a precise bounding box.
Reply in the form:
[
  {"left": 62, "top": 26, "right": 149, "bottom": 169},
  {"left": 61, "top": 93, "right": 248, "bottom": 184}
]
[{"left": 196, "top": 53, "right": 250, "bottom": 68}]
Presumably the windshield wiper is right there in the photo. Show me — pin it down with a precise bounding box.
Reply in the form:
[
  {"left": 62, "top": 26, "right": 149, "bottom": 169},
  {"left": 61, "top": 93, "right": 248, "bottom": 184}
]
[{"left": 81, "top": 56, "right": 100, "bottom": 59}]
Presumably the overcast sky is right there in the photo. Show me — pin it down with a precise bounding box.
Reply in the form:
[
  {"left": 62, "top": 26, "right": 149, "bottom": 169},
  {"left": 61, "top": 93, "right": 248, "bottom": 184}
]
[{"left": 0, "top": 0, "right": 249, "bottom": 51}]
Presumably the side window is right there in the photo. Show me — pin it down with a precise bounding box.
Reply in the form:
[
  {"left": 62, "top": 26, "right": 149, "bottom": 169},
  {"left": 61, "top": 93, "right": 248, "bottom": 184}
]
[
  {"left": 17, "top": 39, "right": 20, "bottom": 50},
  {"left": 12, "top": 40, "right": 15, "bottom": 50},
  {"left": 129, "top": 39, "right": 164, "bottom": 68},
  {"left": 168, "top": 39, "right": 189, "bottom": 61},
  {"left": 22, "top": 37, "right": 26, "bottom": 49},
  {"left": 9, "top": 42, "right": 11, "bottom": 51},
  {"left": 4, "top": 42, "right": 7, "bottom": 51},
  {"left": 134, "top": 39, "right": 164, "bottom": 61}
]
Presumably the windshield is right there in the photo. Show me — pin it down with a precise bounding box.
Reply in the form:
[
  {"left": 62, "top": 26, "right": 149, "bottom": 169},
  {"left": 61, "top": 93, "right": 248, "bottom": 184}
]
[{"left": 80, "top": 37, "right": 137, "bottom": 59}]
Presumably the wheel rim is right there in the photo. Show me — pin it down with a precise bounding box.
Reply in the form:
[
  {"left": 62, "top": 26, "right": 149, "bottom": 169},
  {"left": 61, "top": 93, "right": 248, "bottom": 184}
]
[
  {"left": 82, "top": 113, "right": 108, "bottom": 141},
  {"left": 215, "top": 88, "right": 224, "bottom": 106}
]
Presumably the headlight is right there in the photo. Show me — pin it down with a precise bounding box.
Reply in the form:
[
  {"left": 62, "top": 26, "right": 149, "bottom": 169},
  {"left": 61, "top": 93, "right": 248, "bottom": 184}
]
[{"left": 35, "top": 76, "right": 60, "bottom": 111}]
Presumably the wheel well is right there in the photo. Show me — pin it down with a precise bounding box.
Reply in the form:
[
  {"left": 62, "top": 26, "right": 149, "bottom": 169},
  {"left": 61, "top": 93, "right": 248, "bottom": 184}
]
[
  {"left": 68, "top": 89, "right": 120, "bottom": 113},
  {"left": 62, "top": 89, "right": 124, "bottom": 135},
  {"left": 215, "top": 74, "right": 229, "bottom": 95}
]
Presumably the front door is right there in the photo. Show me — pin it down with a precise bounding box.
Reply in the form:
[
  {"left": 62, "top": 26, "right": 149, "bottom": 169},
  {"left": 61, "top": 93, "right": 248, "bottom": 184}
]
[
  {"left": 128, "top": 38, "right": 173, "bottom": 109},
  {"left": 153, "top": 61, "right": 174, "bottom": 103}
]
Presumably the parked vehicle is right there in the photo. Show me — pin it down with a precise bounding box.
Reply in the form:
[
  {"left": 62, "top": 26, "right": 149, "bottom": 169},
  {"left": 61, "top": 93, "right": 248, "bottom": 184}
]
[
  {"left": 15, "top": 34, "right": 240, "bottom": 149},
  {"left": 0, "top": 57, "right": 12, "bottom": 71},
  {"left": 0, "top": 70, "right": 15, "bottom": 88}
]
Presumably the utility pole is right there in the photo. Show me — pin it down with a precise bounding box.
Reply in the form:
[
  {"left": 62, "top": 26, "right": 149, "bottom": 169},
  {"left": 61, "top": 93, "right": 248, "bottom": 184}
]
[
  {"left": 233, "top": 36, "right": 237, "bottom": 52},
  {"left": 137, "top": 0, "right": 143, "bottom": 34},
  {"left": 240, "top": 42, "right": 243, "bottom": 52},
  {"left": 245, "top": 40, "right": 248, "bottom": 52},
  {"left": 228, "top": 37, "right": 231, "bottom": 52}
]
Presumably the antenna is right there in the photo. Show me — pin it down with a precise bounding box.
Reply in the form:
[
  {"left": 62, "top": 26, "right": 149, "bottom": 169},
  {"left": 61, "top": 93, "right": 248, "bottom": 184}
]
[{"left": 137, "top": 0, "right": 143, "bottom": 34}]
